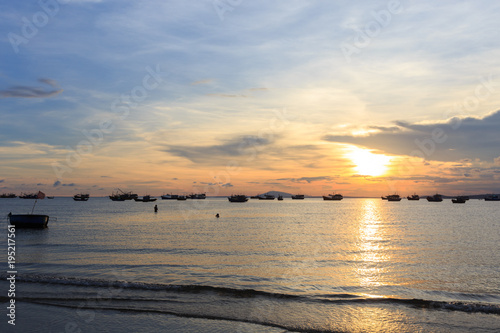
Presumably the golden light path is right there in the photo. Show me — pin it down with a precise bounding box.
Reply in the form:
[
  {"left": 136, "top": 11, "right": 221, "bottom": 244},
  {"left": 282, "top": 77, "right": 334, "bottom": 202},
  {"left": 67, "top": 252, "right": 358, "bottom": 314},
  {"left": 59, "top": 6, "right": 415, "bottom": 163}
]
[{"left": 346, "top": 146, "right": 392, "bottom": 177}]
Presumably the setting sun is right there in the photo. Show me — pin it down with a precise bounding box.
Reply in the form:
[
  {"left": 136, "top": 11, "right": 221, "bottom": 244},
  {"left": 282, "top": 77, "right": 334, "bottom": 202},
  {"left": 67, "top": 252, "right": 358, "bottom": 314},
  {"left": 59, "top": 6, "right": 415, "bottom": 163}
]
[{"left": 346, "top": 147, "right": 392, "bottom": 177}]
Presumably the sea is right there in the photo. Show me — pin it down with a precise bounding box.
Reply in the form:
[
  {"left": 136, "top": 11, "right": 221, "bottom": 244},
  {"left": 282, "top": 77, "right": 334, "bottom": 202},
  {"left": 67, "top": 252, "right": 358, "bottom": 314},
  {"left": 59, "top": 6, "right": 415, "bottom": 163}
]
[{"left": 0, "top": 197, "right": 499, "bottom": 332}]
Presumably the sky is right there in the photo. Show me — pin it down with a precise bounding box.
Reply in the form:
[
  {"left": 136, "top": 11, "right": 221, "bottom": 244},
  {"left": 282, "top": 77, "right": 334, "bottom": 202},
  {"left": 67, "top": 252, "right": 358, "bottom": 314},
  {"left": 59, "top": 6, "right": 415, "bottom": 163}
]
[{"left": 1, "top": 0, "right": 500, "bottom": 197}]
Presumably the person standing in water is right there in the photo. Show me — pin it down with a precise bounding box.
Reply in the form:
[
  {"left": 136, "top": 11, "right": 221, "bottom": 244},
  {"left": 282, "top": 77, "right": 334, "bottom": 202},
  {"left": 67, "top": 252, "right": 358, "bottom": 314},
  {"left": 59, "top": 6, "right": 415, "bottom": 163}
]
[{"left": 154, "top": 205, "right": 158, "bottom": 213}]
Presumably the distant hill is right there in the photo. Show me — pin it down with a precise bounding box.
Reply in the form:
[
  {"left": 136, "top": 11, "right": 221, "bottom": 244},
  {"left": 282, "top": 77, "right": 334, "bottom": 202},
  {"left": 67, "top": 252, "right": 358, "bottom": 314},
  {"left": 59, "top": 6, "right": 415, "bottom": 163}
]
[
  {"left": 257, "top": 191, "right": 316, "bottom": 198},
  {"left": 420, "top": 194, "right": 499, "bottom": 199}
]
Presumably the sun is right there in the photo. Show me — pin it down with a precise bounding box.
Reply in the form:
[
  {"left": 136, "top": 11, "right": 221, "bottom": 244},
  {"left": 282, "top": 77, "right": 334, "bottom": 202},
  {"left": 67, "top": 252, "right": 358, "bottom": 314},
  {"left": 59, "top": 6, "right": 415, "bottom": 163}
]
[{"left": 346, "top": 147, "right": 392, "bottom": 177}]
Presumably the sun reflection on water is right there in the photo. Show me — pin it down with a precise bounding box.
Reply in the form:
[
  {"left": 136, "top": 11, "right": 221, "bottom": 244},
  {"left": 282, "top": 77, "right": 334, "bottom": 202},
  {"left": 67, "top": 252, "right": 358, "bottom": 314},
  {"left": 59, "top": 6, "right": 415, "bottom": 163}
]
[{"left": 355, "top": 199, "right": 390, "bottom": 288}]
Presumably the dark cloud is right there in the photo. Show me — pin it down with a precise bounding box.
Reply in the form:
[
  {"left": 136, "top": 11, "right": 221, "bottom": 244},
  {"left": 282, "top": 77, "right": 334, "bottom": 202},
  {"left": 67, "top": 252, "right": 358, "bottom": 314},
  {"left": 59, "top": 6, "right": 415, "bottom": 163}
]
[
  {"left": 162, "top": 135, "right": 272, "bottom": 164},
  {"left": 0, "top": 78, "right": 63, "bottom": 98},
  {"left": 323, "top": 110, "right": 500, "bottom": 162},
  {"left": 277, "top": 176, "right": 336, "bottom": 183},
  {"left": 368, "top": 125, "right": 401, "bottom": 133},
  {"left": 54, "top": 180, "right": 76, "bottom": 187}
]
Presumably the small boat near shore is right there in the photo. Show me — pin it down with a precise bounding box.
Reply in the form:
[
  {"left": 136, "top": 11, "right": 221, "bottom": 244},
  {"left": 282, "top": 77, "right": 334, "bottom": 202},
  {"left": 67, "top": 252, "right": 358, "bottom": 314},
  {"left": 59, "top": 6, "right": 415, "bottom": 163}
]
[
  {"left": 8, "top": 191, "right": 50, "bottom": 228},
  {"left": 323, "top": 194, "right": 343, "bottom": 201},
  {"left": 8, "top": 213, "right": 49, "bottom": 228},
  {"left": 228, "top": 194, "right": 248, "bottom": 202}
]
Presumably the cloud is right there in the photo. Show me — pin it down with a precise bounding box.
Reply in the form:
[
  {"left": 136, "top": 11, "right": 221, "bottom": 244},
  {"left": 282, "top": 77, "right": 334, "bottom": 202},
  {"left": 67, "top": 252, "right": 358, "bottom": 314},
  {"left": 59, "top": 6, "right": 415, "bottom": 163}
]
[
  {"left": 0, "top": 78, "right": 63, "bottom": 98},
  {"left": 191, "top": 79, "right": 213, "bottom": 86},
  {"left": 323, "top": 110, "right": 500, "bottom": 162},
  {"left": 53, "top": 180, "right": 76, "bottom": 187},
  {"left": 38, "top": 78, "right": 58, "bottom": 87},
  {"left": 162, "top": 135, "right": 273, "bottom": 164},
  {"left": 277, "top": 176, "right": 336, "bottom": 183}
]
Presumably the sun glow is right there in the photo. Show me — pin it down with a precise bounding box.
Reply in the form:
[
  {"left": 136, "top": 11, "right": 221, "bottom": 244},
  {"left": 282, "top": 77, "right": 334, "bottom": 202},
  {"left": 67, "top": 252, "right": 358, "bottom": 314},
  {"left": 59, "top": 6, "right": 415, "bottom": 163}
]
[{"left": 347, "top": 147, "right": 392, "bottom": 177}]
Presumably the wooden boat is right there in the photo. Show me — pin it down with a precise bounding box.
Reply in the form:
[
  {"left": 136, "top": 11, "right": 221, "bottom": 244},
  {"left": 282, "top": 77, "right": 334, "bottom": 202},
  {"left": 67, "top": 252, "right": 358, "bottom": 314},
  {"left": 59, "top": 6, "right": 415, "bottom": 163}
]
[
  {"left": 109, "top": 189, "right": 138, "bottom": 201},
  {"left": 258, "top": 195, "right": 275, "bottom": 200},
  {"left": 407, "top": 194, "right": 420, "bottom": 200},
  {"left": 19, "top": 193, "right": 38, "bottom": 199},
  {"left": 427, "top": 194, "right": 443, "bottom": 202},
  {"left": 161, "top": 194, "right": 178, "bottom": 200},
  {"left": 188, "top": 193, "right": 206, "bottom": 199},
  {"left": 323, "top": 194, "right": 343, "bottom": 201},
  {"left": 73, "top": 194, "right": 89, "bottom": 201},
  {"left": 387, "top": 194, "right": 402, "bottom": 201},
  {"left": 0, "top": 193, "right": 17, "bottom": 198},
  {"left": 228, "top": 195, "right": 248, "bottom": 202},
  {"left": 8, "top": 213, "right": 49, "bottom": 228},
  {"left": 134, "top": 195, "right": 157, "bottom": 202},
  {"left": 484, "top": 194, "right": 500, "bottom": 201},
  {"left": 452, "top": 197, "right": 466, "bottom": 203},
  {"left": 277, "top": 195, "right": 283, "bottom": 201},
  {"left": 9, "top": 191, "right": 50, "bottom": 228},
  {"left": 291, "top": 194, "right": 305, "bottom": 200}
]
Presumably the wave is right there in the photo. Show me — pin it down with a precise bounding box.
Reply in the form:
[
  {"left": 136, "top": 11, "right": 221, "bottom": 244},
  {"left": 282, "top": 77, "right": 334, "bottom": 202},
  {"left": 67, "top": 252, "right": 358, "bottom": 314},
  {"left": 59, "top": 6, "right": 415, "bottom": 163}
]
[{"left": 2, "top": 273, "right": 499, "bottom": 316}]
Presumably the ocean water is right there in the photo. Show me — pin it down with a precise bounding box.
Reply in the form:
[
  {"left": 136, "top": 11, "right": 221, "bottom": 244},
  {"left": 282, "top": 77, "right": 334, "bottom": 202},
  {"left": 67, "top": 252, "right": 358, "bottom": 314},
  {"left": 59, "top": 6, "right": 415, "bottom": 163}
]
[{"left": 1, "top": 197, "right": 499, "bottom": 332}]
